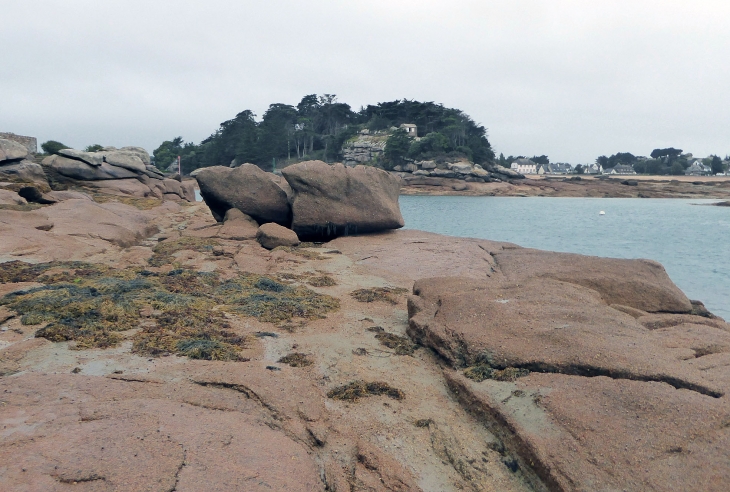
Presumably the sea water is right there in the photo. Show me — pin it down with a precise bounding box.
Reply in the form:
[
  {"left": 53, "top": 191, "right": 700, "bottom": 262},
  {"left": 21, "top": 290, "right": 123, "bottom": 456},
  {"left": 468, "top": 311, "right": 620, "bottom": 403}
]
[{"left": 400, "top": 196, "right": 730, "bottom": 319}]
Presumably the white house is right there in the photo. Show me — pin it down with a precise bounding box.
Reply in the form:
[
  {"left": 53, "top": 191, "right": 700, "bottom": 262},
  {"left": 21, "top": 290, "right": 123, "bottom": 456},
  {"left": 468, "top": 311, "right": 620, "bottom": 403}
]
[
  {"left": 582, "top": 163, "right": 603, "bottom": 174},
  {"left": 685, "top": 161, "right": 712, "bottom": 176},
  {"left": 511, "top": 158, "right": 542, "bottom": 174},
  {"left": 608, "top": 164, "right": 636, "bottom": 175}
]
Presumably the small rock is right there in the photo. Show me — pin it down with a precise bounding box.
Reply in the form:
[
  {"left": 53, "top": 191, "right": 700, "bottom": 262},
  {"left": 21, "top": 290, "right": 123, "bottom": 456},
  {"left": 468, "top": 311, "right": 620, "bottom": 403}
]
[{"left": 256, "top": 223, "right": 300, "bottom": 250}]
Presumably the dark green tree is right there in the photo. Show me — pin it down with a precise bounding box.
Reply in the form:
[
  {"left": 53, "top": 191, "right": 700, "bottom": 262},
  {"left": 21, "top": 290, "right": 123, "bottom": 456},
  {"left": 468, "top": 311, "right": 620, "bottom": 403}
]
[
  {"left": 40, "top": 140, "right": 70, "bottom": 155},
  {"left": 153, "top": 137, "right": 185, "bottom": 170},
  {"left": 84, "top": 144, "right": 104, "bottom": 152},
  {"left": 711, "top": 155, "right": 724, "bottom": 175},
  {"left": 384, "top": 129, "right": 412, "bottom": 170},
  {"left": 531, "top": 155, "right": 549, "bottom": 165},
  {"left": 575, "top": 164, "right": 585, "bottom": 174},
  {"left": 670, "top": 162, "right": 685, "bottom": 175},
  {"left": 650, "top": 148, "right": 682, "bottom": 160},
  {"left": 259, "top": 103, "right": 298, "bottom": 164}
]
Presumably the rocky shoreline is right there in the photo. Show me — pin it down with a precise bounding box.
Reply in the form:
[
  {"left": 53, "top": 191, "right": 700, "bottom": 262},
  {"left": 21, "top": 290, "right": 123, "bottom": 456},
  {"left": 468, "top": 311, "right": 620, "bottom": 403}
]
[
  {"left": 1, "top": 156, "right": 730, "bottom": 490},
  {"left": 398, "top": 173, "right": 730, "bottom": 199}
]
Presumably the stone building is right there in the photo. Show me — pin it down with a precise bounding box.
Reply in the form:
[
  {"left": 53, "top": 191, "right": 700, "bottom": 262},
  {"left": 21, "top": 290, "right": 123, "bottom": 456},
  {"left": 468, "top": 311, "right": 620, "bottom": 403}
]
[
  {"left": 0, "top": 132, "right": 37, "bottom": 154},
  {"left": 399, "top": 124, "right": 417, "bottom": 136}
]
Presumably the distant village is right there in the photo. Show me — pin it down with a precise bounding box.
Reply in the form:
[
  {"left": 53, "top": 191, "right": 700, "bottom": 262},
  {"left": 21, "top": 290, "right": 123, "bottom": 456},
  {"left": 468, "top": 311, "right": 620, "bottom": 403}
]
[{"left": 507, "top": 154, "right": 730, "bottom": 177}]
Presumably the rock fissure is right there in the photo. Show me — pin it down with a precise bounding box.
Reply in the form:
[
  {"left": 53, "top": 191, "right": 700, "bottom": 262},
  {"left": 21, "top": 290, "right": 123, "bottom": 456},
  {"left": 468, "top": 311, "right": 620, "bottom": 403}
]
[
  {"left": 445, "top": 375, "right": 553, "bottom": 492},
  {"left": 464, "top": 361, "right": 723, "bottom": 398},
  {"left": 191, "top": 380, "right": 283, "bottom": 421},
  {"left": 167, "top": 448, "right": 187, "bottom": 492}
]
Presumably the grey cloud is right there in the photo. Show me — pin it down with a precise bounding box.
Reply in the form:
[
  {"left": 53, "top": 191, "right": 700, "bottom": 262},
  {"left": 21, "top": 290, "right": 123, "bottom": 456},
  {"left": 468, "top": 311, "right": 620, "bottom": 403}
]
[{"left": 1, "top": 0, "right": 728, "bottom": 162}]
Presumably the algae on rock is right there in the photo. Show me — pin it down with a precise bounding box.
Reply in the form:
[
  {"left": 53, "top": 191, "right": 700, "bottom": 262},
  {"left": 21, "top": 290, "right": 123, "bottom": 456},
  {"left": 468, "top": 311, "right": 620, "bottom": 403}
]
[
  {"left": 0, "top": 261, "right": 339, "bottom": 359},
  {"left": 148, "top": 236, "right": 221, "bottom": 267},
  {"left": 351, "top": 287, "right": 408, "bottom": 305},
  {"left": 327, "top": 380, "right": 405, "bottom": 402}
]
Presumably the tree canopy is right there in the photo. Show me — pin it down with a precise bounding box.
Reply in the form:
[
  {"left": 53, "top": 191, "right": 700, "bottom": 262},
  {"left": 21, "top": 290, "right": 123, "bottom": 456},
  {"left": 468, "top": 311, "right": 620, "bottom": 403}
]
[
  {"left": 153, "top": 95, "right": 495, "bottom": 173},
  {"left": 40, "top": 140, "right": 70, "bottom": 155},
  {"left": 597, "top": 152, "right": 637, "bottom": 168},
  {"left": 650, "top": 148, "right": 683, "bottom": 160}
]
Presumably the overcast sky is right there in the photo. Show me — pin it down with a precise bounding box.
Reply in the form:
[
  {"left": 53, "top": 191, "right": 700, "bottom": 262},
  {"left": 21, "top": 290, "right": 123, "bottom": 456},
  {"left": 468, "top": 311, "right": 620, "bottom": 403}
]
[{"left": 2, "top": 1, "right": 728, "bottom": 163}]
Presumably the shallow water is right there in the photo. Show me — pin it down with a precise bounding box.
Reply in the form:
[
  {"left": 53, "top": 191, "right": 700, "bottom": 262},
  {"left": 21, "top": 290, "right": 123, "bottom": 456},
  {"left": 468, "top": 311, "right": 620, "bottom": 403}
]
[{"left": 400, "top": 196, "right": 730, "bottom": 319}]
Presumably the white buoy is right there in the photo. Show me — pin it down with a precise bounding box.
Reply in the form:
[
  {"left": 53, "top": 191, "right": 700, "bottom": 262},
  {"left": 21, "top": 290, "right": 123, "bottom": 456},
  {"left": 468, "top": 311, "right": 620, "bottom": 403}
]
[{"left": 599, "top": 211, "right": 606, "bottom": 215}]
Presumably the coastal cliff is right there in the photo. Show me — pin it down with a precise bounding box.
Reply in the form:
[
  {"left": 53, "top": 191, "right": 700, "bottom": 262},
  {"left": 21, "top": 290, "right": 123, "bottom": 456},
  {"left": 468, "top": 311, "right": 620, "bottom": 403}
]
[{"left": 1, "top": 184, "right": 729, "bottom": 490}]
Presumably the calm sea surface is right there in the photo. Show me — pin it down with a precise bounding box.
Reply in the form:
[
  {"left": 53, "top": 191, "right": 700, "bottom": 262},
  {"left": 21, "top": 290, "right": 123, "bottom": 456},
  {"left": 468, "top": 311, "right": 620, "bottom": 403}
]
[{"left": 399, "top": 196, "right": 730, "bottom": 319}]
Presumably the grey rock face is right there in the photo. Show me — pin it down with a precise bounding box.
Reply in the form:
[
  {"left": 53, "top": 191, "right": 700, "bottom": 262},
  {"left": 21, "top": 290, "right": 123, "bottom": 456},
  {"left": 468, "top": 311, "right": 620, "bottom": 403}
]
[
  {"left": 58, "top": 149, "right": 104, "bottom": 166},
  {"left": 0, "top": 138, "right": 29, "bottom": 162},
  {"left": 0, "top": 159, "right": 48, "bottom": 185},
  {"left": 104, "top": 151, "right": 147, "bottom": 173},
  {"left": 342, "top": 136, "right": 386, "bottom": 166},
  {"left": 43, "top": 155, "right": 139, "bottom": 181},
  {"left": 195, "top": 164, "right": 291, "bottom": 224},
  {"left": 120, "top": 147, "right": 152, "bottom": 166},
  {"left": 282, "top": 160, "right": 404, "bottom": 240},
  {"left": 487, "top": 164, "right": 524, "bottom": 179}
]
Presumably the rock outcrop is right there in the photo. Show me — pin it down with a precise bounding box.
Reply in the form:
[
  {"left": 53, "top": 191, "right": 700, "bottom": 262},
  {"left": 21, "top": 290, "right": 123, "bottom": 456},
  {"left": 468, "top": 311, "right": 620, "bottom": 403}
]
[
  {"left": 282, "top": 160, "right": 404, "bottom": 240},
  {"left": 41, "top": 147, "right": 194, "bottom": 202},
  {"left": 407, "top": 253, "right": 730, "bottom": 490},
  {"left": 342, "top": 132, "right": 387, "bottom": 166},
  {"left": 0, "top": 197, "right": 161, "bottom": 260},
  {"left": 395, "top": 159, "right": 525, "bottom": 185},
  {"left": 195, "top": 164, "right": 291, "bottom": 224},
  {"left": 0, "top": 138, "right": 48, "bottom": 186},
  {"left": 0, "top": 138, "right": 29, "bottom": 162},
  {"left": 2, "top": 201, "right": 729, "bottom": 491}
]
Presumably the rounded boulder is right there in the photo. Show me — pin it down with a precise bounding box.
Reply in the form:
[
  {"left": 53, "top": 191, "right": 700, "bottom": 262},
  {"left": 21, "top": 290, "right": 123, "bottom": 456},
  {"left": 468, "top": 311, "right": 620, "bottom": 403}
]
[
  {"left": 195, "top": 164, "right": 291, "bottom": 224},
  {"left": 256, "top": 223, "right": 300, "bottom": 250},
  {"left": 281, "top": 161, "right": 404, "bottom": 241}
]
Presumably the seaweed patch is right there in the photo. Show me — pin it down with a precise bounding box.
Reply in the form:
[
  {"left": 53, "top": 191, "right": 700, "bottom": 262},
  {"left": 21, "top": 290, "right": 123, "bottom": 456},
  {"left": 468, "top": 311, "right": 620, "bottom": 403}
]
[
  {"left": 327, "top": 380, "right": 405, "bottom": 402},
  {"left": 463, "top": 364, "right": 530, "bottom": 382},
  {"left": 0, "top": 261, "right": 339, "bottom": 359},
  {"left": 277, "top": 352, "right": 313, "bottom": 367},
  {"left": 350, "top": 287, "right": 408, "bottom": 305},
  {"left": 307, "top": 275, "right": 337, "bottom": 287},
  {"left": 148, "top": 236, "right": 221, "bottom": 267},
  {"left": 374, "top": 332, "right": 417, "bottom": 356}
]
